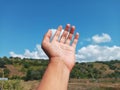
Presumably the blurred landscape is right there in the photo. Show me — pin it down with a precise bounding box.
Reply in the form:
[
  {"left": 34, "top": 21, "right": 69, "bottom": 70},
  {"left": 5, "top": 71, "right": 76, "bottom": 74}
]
[{"left": 0, "top": 57, "right": 120, "bottom": 90}]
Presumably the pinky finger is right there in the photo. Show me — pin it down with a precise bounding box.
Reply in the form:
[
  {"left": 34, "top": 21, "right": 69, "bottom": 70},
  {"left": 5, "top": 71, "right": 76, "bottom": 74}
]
[{"left": 72, "top": 33, "right": 79, "bottom": 48}]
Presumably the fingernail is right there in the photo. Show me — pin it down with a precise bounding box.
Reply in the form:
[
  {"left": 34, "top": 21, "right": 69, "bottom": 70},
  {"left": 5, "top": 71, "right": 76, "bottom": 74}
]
[
  {"left": 72, "top": 26, "right": 75, "bottom": 29},
  {"left": 67, "top": 24, "right": 70, "bottom": 26},
  {"left": 76, "top": 32, "right": 79, "bottom": 35},
  {"left": 59, "top": 25, "right": 62, "bottom": 28}
]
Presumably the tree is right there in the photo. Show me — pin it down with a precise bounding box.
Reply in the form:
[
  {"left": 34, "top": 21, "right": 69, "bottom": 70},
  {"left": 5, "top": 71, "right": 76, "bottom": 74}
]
[
  {"left": 4, "top": 68, "right": 10, "bottom": 77},
  {"left": 0, "top": 59, "right": 5, "bottom": 68}
]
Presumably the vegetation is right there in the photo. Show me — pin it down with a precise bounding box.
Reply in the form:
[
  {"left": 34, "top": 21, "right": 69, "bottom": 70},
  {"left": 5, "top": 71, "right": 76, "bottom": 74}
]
[
  {"left": 0, "top": 80, "right": 23, "bottom": 90},
  {"left": 0, "top": 57, "right": 120, "bottom": 89},
  {"left": 0, "top": 56, "right": 120, "bottom": 81}
]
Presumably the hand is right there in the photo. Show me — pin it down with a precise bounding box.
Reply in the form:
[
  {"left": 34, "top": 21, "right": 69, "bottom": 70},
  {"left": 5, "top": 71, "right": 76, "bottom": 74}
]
[{"left": 42, "top": 24, "right": 79, "bottom": 71}]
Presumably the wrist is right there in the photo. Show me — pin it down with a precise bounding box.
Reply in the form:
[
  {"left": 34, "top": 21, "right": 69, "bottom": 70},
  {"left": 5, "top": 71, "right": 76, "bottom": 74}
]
[{"left": 49, "top": 57, "right": 71, "bottom": 73}]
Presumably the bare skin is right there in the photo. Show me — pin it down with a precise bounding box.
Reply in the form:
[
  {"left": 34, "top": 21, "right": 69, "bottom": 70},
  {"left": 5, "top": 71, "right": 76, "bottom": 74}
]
[{"left": 37, "top": 24, "right": 79, "bottom": 90}]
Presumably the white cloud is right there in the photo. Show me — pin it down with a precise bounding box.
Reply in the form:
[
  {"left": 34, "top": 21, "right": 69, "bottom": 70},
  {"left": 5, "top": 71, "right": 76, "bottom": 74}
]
[
  {"left": 76, "top": 45, "right": 120, "bottom": 62},
  {"left": 92, "top": 33, "right": 111, "bottom": 43},
  {"left": 10, "top": 32, "right": 120, "bottom": 62},
  {"left": 10, "top": 44, "right": 48, "bottom": 59},
  {"left": 10, "top": 44, "right": 120, "bottom": 62},
  {"left": 10, "top": 52, "right": 25, "bottom": 59}
]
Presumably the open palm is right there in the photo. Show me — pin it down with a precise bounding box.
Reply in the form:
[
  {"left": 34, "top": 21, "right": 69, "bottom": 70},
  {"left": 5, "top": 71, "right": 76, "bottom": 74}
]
[{"left": 42, "top": 24, "right": 79, "bottom": 71}]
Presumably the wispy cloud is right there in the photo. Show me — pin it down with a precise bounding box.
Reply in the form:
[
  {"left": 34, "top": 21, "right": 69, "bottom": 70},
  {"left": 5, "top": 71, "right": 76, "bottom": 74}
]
[
  {"left": 92, "top": 33, "right": 111, "bottom": 43},
  {"left": 85, "top": 38, "right": 91, "bottom": 42}
]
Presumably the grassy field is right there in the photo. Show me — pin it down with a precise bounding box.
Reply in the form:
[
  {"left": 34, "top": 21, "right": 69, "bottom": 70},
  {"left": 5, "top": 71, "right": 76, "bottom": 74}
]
[
  {"left": 0, "top": 79, "right": 120, "bottom": 90},
  {"left": 68, "top": 79, "right": 120, "bottom": 90}
]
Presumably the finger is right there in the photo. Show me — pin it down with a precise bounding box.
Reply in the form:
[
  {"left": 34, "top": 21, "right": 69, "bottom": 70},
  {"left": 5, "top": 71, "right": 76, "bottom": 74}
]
[
  {"left": 72, "top": 32, "right": 79, "bottom": 48},
  {"left": 42, "top": 30, "right": 52, "bottom": 44},
  {"left": 60, "top": 24, "right": 70, "bottom": 43},
  {"left": 53, "top": 25, "right": 62, "bottom": 41},
  {"left": 65, "top": 26, "right": 75, "bottom": 45}
]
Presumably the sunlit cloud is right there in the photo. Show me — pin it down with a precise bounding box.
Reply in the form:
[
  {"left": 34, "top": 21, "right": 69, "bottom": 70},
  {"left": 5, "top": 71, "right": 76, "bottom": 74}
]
[
  {"left": 92, "top": 33, "right": 111, "bottom": 43},
  {"left": 10, "top": 44, "right": 48, "bottom": 59},
  {"left": 76, "top": 45, "right": 120, "bottom": 62}
]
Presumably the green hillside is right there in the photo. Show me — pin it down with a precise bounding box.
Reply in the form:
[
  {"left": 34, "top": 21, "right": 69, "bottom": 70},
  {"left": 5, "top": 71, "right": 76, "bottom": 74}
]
[{"left": 0, "top": 56, "right": 120, "bottom": 80}]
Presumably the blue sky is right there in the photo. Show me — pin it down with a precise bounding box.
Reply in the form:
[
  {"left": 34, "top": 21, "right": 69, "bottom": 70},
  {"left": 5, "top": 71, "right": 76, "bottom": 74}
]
[{"left": 0, "top": 0, "right": 120, "bottom": 61}]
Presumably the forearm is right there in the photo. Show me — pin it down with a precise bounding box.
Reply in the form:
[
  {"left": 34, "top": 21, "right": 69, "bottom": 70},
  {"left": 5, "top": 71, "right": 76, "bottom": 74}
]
[
  {"left": 37, "top": 58, "right": 70, "bottom": 90},
  {"left": 38, "top": 24, "right": 79, "bottom": 90}
]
